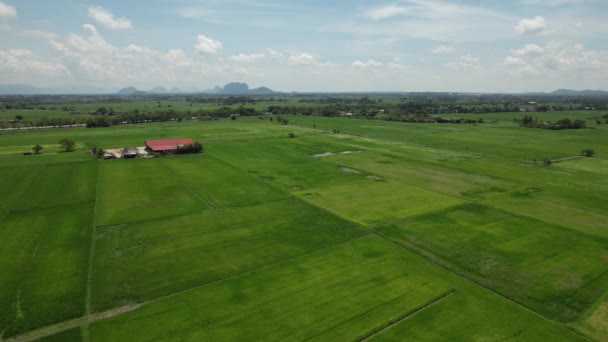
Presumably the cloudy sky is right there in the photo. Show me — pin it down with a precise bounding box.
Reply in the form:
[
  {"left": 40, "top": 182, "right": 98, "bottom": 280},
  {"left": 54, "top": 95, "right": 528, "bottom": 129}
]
[{"left": 0, "top": 0, "right": 606, "bottom": 92}]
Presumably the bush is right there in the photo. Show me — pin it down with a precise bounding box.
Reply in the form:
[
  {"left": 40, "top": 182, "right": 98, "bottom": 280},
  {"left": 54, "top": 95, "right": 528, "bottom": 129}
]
[
  {"left": 581, "top": 149, "right": 595, "bottom": 157},
  {"left": 288, "top": 132, "right": 295, "bottom": 138},
  {"left": 59, "top": 138, "right": 76, "bottom": 152}
]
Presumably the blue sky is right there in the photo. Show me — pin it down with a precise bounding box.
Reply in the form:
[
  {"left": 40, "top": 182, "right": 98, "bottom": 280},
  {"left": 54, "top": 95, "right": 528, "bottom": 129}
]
[{"left": 0, "top": 0, "right": 606, "bottom": 92}]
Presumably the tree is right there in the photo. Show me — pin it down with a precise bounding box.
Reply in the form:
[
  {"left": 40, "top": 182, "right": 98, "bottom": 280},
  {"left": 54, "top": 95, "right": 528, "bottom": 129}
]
[
  {"left": 176, "top": 141, "right": 204, "bottom": 154},
  {"left": 15, "top": 115, "right": 24, "bottom": 121},
  {"left": 59, "top": 138, "right": 76, "bottom": 152},
  {"left": 581, "top": 149, "right": 595, "bottom": 157},
  {"left": 32, "top": 145, "right": 43, "bottom": 154}
]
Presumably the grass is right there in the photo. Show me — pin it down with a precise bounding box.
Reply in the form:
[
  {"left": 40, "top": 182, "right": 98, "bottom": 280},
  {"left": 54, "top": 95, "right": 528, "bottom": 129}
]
[
  {"left": 88, "top": 236, "right": 583, "bottom": 341},
  {"left": 13, "top": 161, "right": 97, "bottom": 210},
  {"left": 375, "top": 203, "right": 608, "bottom": 322},
  {"left": 368, "top": 279, "right": 582, "bottom": 342},
  {"left": 287, "top": 114, "right": 608, "bottom": 160},
  {"left": 296, "top": 179, "right": 462, "bottom": 225},
  {"left": 577, "top": 293, "right": 608, "bottom": 340},
  {"left": 1, "top": 114, "right": 606, "bottom": 340},
  {"left": 160, "top": 154, "right": 289, "bottom": 208},
  {"left": 90, "top": 198, "right": 364, "bottom": 311},
  {"left": 0, "top": 204, "right": 93, "bottom": 337},
  {"left": 96, "top": 158, "right": 208, "bottom": 226}
]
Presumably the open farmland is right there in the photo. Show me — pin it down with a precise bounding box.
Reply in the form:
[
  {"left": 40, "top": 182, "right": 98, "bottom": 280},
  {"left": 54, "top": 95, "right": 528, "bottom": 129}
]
[{"left": 1, "top": 113, "right": 607, "bottom": 341}]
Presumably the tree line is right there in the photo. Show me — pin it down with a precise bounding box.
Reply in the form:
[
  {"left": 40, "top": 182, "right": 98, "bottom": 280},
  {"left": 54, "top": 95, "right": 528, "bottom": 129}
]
[{"left": 515, "top": 116, "right": 587, "bottom": 130}]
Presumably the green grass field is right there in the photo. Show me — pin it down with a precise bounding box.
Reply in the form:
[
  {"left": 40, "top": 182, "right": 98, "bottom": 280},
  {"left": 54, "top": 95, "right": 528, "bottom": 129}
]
[
  {"left": 89, "top": 236, "right": 583, "bottom": 341},
  {"left": 1, "top": 114, "right": 606, "bottom": 341},
  {"left": 376, "top": 204, "right": 608, "bottom": 322}
]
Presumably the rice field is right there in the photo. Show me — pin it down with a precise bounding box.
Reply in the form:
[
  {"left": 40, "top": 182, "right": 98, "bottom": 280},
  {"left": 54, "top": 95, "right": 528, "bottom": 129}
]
[{"left": 1, "top": 114, "right": 606, "bottom": 341}]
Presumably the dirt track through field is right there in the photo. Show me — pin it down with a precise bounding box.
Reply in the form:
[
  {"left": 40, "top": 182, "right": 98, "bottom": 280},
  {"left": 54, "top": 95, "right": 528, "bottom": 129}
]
[
  {"left": 3, "top": 304, "right": 144, "bottom": 342},
  {"left": 357, "top": 289, "right": 456, "bottom": 341}
]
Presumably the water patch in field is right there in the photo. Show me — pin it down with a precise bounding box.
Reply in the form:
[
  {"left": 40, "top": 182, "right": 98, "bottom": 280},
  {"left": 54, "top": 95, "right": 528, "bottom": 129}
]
[
  {"left": 314, "top": 152, "right": 335, "bottom": 157},
  {"left": 340, "top": 167, "right": 361, "bottom": 174},
  {"left": 313, "top": 151, "right": 358, "bottom": 157}
]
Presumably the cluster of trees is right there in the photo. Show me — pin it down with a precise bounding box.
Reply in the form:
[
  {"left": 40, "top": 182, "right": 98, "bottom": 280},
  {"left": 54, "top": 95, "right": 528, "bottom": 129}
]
[
  {"left": 0, "top": 116, "right": 85, "bottom": 129},
  {"left": 3, "top": 94, "right": 608, "bottom": 131},
  {"left": 581, "top": 149, "right": 595, "bottom": 157},
  {"left": 93, "top": 107, "right": 117, "bottom": 115},
  {"left": 176, "top": 141, "right": 204, "bottom": 154},
  {"left": 384, "top": 114, "right": 484, "bottom": 124},
  {"left": 24, "top": 139, "right": 75, "bottom": 155},
  {"left": 515, "top": 116, "right": 587, "bottom": 130},
  {"left": 275, "top": 116, "right": 289, "bottom": 125}
]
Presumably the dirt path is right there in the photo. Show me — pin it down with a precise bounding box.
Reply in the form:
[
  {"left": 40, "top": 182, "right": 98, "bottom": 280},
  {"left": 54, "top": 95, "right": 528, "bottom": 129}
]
[
  {"left": 3, "top": 304, "right": 144, "bottom": 342},
  {"left": 81, "top": 161, "right": 101, "bottom": 342},
  {"left": 358, "top": 289, "right": 456, "bottom": 341}
]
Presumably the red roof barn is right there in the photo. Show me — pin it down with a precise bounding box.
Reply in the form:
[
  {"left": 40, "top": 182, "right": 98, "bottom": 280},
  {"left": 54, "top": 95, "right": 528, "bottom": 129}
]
[{"left": 145, "top": 138, "right": 194, "bottom": 152}]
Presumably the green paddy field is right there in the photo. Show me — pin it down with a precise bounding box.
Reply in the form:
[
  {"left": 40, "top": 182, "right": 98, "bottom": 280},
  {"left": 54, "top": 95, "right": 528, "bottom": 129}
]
[{"left": 1, "top": 113, "right": 607, "bottom": 341}]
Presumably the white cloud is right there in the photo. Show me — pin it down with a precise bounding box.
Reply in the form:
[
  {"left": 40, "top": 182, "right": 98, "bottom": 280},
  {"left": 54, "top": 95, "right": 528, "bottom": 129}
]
[
  {"left": 353, "top": 59, "right": 382, "bottom": 68},
  {"left": 0, "top": 1, "right": 16, "bottom": 18},
  {"left": 21, "top": 29, "right": 57, "bottom": 40},
  {"left": 515, "top": 16, "right": 546, "bottom": 35},
  {"left": 503, "top": 42, "right": 608, "bottom": 80},
  {"left": 0, "top": 49, "right": 69, "bottom": 76},
  {"left": 511, "top": 43, "right": 544, "bottom": 56},
  {"left": 194, "top": 34, "right": 223, "bottom": 54},
  {"left": 432, "top": 45, "right": 456, "bottom": 54},
  {"left": 446, "top": 55, "right": 481, "bottom": 71},
  {"left": 88, "top": 6, "right": 132, "bottom": 30},
  {"left": 352, "top": 59, "right": 407, "bottom": 71},
  {"left": 504, "top": 56, "right": 526, "bottom": 66},
  {"left": 266, "top": 48, "right": 283, "bottom": 58},
  {"left": 162, "top": 49, "right": 192, "bottom": 67},
  {"left": 368, "top": 5, "right": 409, "bottom": 20},
  {"left": 42, "top": 24, "right": 253, "bottom": 89},
  {"left": 228, "top": 53, "right": 266, "bottom": 63},
  {"left": 287, "top": 53, "right": 317, "bottom": 66},
  {"left": 324, "top": 0, "right": 516, "bottom": 43}
]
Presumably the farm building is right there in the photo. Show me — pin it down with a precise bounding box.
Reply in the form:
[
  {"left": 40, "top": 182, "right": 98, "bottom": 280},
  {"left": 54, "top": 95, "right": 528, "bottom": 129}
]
[
  {"left": 122, "top": 147, "right": 138, "bottom": 158},
  {"left": 145, "top": 138, "right": 194, "bottom": 153}
]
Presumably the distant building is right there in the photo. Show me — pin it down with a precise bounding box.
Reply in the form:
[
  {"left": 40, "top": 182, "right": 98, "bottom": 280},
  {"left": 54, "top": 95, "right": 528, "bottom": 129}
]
[
  {"left": 145, "top": 138, "right": 194, "bottom": 153},
  {"left": 122, "top": 147, "right": 138, "bottom": 159}
]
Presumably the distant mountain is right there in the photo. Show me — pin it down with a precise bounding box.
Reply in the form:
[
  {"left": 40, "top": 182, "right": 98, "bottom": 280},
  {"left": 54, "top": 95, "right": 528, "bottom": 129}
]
[
  {"left": 222, "top": 82, "right": 250, "bottom": 94},
  {"left": 117, "top": 87, "right": 147, "bottom": 96},
  {"left": 551, "top": 89, "right": 608, "bottom": 96},
  {"left": 221, "top": 82, "right": 277, "bottom": 95},
  {"left": 249, "top": 86, "right": 276, "bottom": 95},
  {"left": 149, "top": 86, "right": 168, "bottom": 94},
  {"left": 201, "top": 85, "right": 222, "bottom": 94}
]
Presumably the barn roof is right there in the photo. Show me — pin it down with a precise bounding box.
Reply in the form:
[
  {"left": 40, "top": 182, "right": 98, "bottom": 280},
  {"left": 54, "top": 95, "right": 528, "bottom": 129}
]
[{"left": 145, "top": 138, "right": 194, "bottom": 151}]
